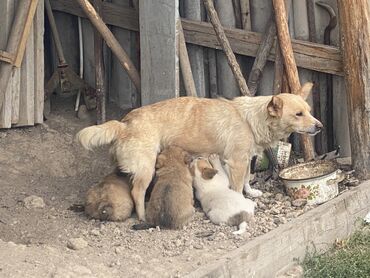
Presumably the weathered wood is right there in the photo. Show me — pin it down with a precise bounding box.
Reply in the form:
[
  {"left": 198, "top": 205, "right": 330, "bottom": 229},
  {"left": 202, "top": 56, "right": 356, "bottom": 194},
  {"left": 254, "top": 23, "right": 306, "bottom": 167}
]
[
  {"left": 273, "top": 43, "right": 284, "bottom": 95},
  {"left": 50, "top": 0, "right": 343, "bottom": 76},
  {"left": 240, "top": 0, "right": 251, "bottom": 30},
  {"left": 17, "top": 18, "right": 35, "bottom": 127},
  {"left": 183, "top": 0, "right": 206, "bottom": 97},
  {"left": 14, "top": 0, "right": 39, "bottom": 68},
  {"left": 33, "top": 0, "right": 44, "bottom": 124},
  {"left": 203, "top": 0, "right": 251, "bottom": 96},
  {"left": 178, "top": 20, "right": 197, "bottom": 97},
  {"left": 75, "top": 0, "right": 141, "bottom": 93},
  {"left": 247, "top": 21, "right": 276, "bottom": 95},
  {"left": 208, "top": 49, "right": 218, "bottom": 98},
  {"left": 0, "top": 0, "right": 32, "bottom": 111},
  {"left": 232, "top": 0, "right": 242, "bottom": 29},
  {"left": 338, "top": 0, "right": 370, "bottom": 179},
  {"left": 93, "top": 0, "right": 105, "bottom": 124},
  {"left": 273, "top": 0, "right": 315, "bottom": 161},
  {"left": 139, "top": 0, "right": 179, "bottom": 105}
]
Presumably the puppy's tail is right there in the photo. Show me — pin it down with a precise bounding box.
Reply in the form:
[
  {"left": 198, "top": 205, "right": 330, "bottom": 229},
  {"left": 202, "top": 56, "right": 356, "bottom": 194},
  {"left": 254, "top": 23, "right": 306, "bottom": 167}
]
[
  {"left": 76, "top": 120, "right": 126, "bottom": 150},
  {"left": 132, "top": 223, "right": 156, "bottom": 230},
  {"left": 229, "top": 211, "right": 255, "bottom": 235},
  {"left": 233, "top": 221, "right": 247, "bottom": 235}
]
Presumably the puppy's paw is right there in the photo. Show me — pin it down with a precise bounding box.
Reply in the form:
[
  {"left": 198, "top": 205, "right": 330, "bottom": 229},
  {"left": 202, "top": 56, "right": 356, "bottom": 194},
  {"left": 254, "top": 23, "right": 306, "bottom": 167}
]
[
  {"left": 208, "top": 154, "right": 221, "bottom": 167},
  {"left": 244, "top": 186, "right": 263, "bottom": 198}
]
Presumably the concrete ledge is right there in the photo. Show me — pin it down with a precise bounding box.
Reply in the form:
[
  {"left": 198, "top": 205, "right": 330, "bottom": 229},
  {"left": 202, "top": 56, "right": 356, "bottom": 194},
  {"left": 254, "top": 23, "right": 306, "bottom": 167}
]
[{"left": 185, "top": 181, "right": 370, "bottom": 278}]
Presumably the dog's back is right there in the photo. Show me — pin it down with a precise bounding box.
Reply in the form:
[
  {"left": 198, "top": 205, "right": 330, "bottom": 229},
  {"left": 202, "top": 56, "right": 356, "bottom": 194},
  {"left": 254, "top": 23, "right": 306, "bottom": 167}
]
[
  {"left": 135, "top": 146, "right": 194, "bottom": 230},
  {"left": 85, "top": 170, "right": 134, "bottom": 221}
]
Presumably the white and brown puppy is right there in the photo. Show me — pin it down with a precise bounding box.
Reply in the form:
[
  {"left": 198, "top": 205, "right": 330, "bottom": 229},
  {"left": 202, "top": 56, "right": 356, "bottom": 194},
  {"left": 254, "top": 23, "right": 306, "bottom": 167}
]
[
  {"left": 191, "top": 154, "right": 256, "bottom": 235},
  {"left": 85, "top": 170, "right": 134, "bottom": 221},
  {"left": 77, "top": 83, "right": 321, "bottom": 221},
  {"left": 133, "top": 146, "right": 194, "bottom": 230}
]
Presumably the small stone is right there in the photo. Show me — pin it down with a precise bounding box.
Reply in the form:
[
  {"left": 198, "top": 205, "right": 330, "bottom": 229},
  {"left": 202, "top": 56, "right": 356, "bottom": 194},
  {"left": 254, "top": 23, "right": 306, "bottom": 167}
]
[
  {"left": 175, "top": 239, "right": 182, "bottom": 247},
  {"left": 113, "top": 227, "right": 121, "bottom": 235},
  {"left": 292, "top": 199, "right": 307, "bottom": 207},
  {"left": 257, "top": 201, "right": 266, "bottom": 210},
  {"left": 23, "top": 195, "right": 45, "bottom": 209},
  {"left": 262, "top": 192, "right": 273, "bottom": 198},
  {"left": 132, "top": 254, "right": 143, "bottom": 264},
  {"left": 270, "top": 207, "right": 280, "bottom": 215},
  {"left": 275, "top": 193, "right": 284, "bottom": 201},
  {"left": 283, "top": 200, "right": 292, "bottom": 207},
  {"left": 115, "top": 246, "right": 124, "bottom": 254},
  {"left": 67, "top": 237, "right": 88, "bottom": 250},
  {"left": 193, "top": 243, "right": 204, "bottom": 250},
  {"left": 77, "top": 104, "right": 90, "bottom": 120},
  {"left": 90, "top": 229, "right": 100, "bottom": 236}
]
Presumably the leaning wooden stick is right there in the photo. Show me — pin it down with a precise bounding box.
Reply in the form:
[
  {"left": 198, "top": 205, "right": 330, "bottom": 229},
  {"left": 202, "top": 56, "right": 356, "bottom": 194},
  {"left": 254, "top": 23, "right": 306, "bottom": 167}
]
[
  {"left": 75, "top": 0, "right": 141, "bottom": 93},
  {"left": 273, "top": 0, "right": 315, "bottom": 161},
  {"left": 203, "top": 0, "right": 251, "bottom": 96},
  {"left": 178, "top": 20, "right": 197, "bottom": 97}
]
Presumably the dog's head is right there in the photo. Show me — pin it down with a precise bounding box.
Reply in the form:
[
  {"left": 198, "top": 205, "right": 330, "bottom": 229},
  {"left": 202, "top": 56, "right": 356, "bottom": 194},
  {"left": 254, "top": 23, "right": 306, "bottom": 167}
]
[
  {"left": 267, "top": 82, "right": 323, "bottom": 136},
  {"left": 155, "top": 146, "right": 192, "bottom": 170}
]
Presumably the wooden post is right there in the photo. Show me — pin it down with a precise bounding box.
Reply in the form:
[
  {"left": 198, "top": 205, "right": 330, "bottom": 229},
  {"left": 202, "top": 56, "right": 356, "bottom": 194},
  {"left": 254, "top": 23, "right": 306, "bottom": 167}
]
[
  {"left": 338, "top": 0, "right": 370, "bottom": 179},
  {"left": 139, "top": 0, "right": 179, "bottom": 105},
  {"left": 178, "top": 20, "right": 197, "bottom": 97},
  {"left": 273, "top": 0, "right": 315, "bottom": 161},
  {"left": 183, "top": 1, "right": 206, "bottom": 97},
  {"left": 75, "top": 0, "right": 141, "bottom": 93},
  {"left": 240, "top": 0, "right": 251, "bottom": 30},
  {"left": 203, "top": 0, "right": 251, "bottom": 96},
  {"left": 93, "top": 0, "right": 105, "bottom": 124}
]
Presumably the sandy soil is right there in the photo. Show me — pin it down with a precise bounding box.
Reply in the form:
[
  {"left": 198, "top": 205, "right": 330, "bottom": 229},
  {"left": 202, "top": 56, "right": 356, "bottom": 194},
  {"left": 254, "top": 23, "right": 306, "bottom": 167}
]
[{"left": 0, "top": 98, "right": 321, "bottom": 278}]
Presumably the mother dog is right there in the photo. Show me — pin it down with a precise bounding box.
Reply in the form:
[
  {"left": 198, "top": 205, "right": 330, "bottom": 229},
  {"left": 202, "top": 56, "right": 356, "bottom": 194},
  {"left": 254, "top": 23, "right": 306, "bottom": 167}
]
[{"left": 77, "top": 83, "right": 322, "bottom": 221}]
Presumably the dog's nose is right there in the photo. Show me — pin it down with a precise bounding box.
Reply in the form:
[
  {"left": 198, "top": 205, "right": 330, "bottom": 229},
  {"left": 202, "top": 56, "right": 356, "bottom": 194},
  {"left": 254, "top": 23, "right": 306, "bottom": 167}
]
[{"left": 315, "top": 122, "right": 323, "bottom": 131}]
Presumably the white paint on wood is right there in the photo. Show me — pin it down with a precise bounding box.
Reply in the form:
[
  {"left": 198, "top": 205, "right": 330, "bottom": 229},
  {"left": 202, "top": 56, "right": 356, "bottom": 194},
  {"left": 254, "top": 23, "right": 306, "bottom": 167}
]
[{"left": 139, "top": 0, "right": 179, "bottom": 105}]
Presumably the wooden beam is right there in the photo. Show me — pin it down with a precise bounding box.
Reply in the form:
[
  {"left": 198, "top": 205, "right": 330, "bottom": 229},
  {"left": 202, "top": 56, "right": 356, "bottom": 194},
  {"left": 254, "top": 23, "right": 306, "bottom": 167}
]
[
  {"left": 273, "top": 0, "right": 315, "bottom": 161},
  {"left": 50, "top": 0, "right": 343, "bottom": 76},
  {"left": 338, "top": 0, "right": 370, "bottom": 179}
]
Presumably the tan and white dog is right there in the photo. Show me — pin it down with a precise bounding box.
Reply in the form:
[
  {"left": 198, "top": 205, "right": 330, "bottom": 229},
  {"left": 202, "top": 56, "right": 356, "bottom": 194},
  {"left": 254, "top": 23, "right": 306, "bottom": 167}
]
[{"left": 77, "top": 83, "right": 322, "bottom": 221}]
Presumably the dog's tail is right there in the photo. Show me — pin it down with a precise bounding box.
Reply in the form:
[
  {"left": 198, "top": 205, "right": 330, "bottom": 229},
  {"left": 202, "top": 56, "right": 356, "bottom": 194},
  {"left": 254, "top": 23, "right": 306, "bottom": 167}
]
[
  {"left": 233, "top": 221, "right": 248, "bottom": 235},
  {"left": 132, "top": 223, "right": 156, "bottom": 230},
  {"left": 76, "top": 120, "right": 125, "bottom": 150}
]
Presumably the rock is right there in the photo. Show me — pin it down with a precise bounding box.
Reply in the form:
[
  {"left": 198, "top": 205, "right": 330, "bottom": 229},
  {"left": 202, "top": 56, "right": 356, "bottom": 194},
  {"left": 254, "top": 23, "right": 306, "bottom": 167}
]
[
  {"left": 115, "top": 246, "right": 125, "bottom": 255},
  {"left": 67, "top": 238, "right": 88, "bottom": 250},
  {"left": 23, "top": 195, "right": 45, "bottom": 209},
  {"left": 270, "top": 207, "right": 280, "bottom": 215},
  {"left": 77, "top": 105, "right": 90, "bottom": 120},
  {"left": 257, "top": 201, "right": 266, "bottom": 210},
  {"left": 90, "top": 229, "right": 100, "bottom": 236},
  {"left": 275, "top": 193, "right": 284, "bottom": 201},
  {"left": 292, "top": 199, "right": 307, "bottom": 207},
  {"left": 283, "top": 200, "right": 292, "bottom": 207},
  {"left": 53, "top": 264, "right": 94, "bottom": 278},
  {"left": 132, "top": 254, "right": 144, "bottom": 264}
]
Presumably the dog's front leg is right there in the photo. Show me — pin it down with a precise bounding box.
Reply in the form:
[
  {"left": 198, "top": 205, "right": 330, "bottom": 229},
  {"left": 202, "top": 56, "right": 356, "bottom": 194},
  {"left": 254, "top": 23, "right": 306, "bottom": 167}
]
[
  {"left": 131, "top": 171, "right": 153, "bottom": 221},
  {"left": 226, "top": 159, "right": 247, "bottom": 193},
  {"left": 243, "top": 163, "right": 262, "bottom": 197}
]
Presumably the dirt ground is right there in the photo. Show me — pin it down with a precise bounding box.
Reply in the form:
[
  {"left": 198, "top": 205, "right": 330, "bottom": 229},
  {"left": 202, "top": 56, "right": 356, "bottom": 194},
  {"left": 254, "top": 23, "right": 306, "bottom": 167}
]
[{"left": 0, "top": 97, "right": 325, "bottom": 278}]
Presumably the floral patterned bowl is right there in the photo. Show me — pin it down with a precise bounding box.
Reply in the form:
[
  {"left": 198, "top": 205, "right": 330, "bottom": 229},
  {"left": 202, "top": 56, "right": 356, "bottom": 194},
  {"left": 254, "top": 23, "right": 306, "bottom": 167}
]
[{"left": 279, "top": 160, "right": 344, "bottom": 205}]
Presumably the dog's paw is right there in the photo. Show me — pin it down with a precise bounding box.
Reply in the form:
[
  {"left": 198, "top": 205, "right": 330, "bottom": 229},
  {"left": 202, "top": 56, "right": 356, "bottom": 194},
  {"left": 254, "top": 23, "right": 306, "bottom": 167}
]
[{"left": 244, "top": 187, "right": 263, "bottom": 198}]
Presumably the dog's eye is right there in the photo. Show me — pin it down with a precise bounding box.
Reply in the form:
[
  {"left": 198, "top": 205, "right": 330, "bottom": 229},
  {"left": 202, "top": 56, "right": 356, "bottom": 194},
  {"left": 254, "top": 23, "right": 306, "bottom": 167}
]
[{"left": 296, "top": 112, "right": 303, "bottom": 117}]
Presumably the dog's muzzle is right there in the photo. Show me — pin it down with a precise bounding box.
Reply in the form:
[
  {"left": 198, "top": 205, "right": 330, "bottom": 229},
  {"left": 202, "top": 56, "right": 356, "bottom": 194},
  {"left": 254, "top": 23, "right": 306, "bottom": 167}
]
[{"left": 298, "top": 121, "right": 323, "bottom": 136}]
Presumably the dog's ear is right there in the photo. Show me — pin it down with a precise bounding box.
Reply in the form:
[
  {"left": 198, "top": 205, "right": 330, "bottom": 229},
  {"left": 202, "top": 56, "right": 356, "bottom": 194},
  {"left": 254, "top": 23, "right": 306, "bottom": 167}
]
[
  {"left": 267, "top": 96, "right": 284, "bottom": 118},
  {"left": 155, "top": 154, "right": 166, "bottom": 169},
  {"left": 297, "top": 82, "right": 313, "bottom": 100},
  {"left": 201, "top": 168, "right": 218, "bottom": 180}
]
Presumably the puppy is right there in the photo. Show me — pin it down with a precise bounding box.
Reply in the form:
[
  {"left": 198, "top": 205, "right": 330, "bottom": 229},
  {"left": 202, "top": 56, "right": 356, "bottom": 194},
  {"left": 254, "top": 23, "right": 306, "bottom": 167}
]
[
  {"left": 191, "top": 154, "right": 256, "bottom": 235},
  {"left": 85, "top": 170, "right": 134, "bottom": 221},
  {"left": 77, "top": 82, "right": 322, "bottom": 220},
  {"left": 133, "top": 146, "right": 194, "bottom": 230}
]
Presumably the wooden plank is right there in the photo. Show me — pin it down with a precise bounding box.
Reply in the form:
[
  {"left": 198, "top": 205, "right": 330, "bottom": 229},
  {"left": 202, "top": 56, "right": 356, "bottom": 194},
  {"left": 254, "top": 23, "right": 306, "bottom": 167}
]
[
  {"left": 11, "top": 69, "right": 21, "bottom": 125},
  {"left": 16, "top": 18, "right": 35, "bottom": 127},
  {"left": 14, "top": 0, "right": 39, "bottom": 68},
  {"left": 338, "top": 0, "right": 370, "bottom": 179},
  {"left": 182, "top": 19, "right": 343, "bottom": 76},
  {"left": 50, "top": 0, "right": 343, "bottom": 76},
  {"left": 34, "top": 0, "right": 44, "bottom": 124},
  {"left": 0, "top": 0, "right": 16, "bottom": 128},
  {"left": 139, "top": 0, "right": 179, "bottom": 105}
]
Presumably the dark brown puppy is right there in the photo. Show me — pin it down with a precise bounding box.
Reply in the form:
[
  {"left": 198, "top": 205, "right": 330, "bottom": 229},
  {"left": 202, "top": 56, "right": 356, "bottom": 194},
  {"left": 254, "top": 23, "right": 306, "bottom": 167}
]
[
  {"left": 133, "top": 146, "right": 194, "bottom": 230},
  {"left": 85, "top": 170, "right": 134, "bottom": 221}
]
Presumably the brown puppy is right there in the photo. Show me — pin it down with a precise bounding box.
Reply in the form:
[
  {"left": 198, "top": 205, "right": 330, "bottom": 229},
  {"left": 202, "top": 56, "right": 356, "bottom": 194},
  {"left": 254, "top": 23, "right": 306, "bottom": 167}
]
[
  {"left": 133, "top": 146, "right": 194, "bottom": 230},
  {"left": 85, "top": 170, "right": 134, "bottom": 221},
  {"left": 77, "top": 83, "right": 322, "bottom": 220}
]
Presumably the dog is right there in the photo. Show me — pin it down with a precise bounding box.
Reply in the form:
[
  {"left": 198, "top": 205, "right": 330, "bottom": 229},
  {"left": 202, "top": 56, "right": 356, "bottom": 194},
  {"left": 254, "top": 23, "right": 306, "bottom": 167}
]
[
  {"left": 77, "top": 82, "right": 322, "bottom": 221},
  {"left": 85, "top": 170, "right": 134, "bottom": 221},
  {"left": 132, "top": 146, "right": 194, "bottom": 230},
  {"left": 191, "top": 154, "right": 256, "bottom": 234}
]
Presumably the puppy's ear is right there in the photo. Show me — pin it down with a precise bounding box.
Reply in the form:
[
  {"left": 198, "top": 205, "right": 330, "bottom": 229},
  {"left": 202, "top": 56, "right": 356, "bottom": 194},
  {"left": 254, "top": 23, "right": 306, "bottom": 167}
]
[
  {"left": 183, "top": 152, "right": 193, "bottom": 166},
  {"left": 297, "top": 82, "right": 313, "bottom": 100},
  {"left": 267, "top": 96, "right": 283, "bottom": 118},
  {"left": 201, "top": 168, "right": 218, "bottom": 180},
  {"left": 155, "top": 154, "right": 166, "bottom": 169}
]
